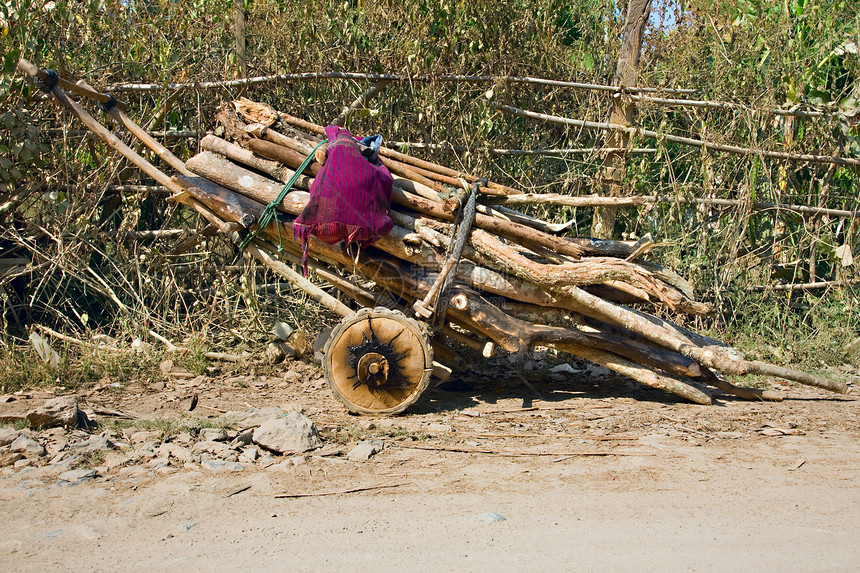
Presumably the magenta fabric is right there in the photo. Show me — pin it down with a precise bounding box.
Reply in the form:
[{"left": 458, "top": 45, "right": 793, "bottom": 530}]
[{"left": 293, "top": 125, "right": 394, "bottom": 273}]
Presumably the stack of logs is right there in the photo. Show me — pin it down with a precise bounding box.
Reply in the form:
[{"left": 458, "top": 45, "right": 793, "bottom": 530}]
[{"left": 171, "top": 98, "right": 848, "bottom": 405}]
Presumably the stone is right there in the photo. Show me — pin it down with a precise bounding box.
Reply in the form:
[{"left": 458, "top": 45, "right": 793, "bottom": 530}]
[
  {"left": 312, "top": 328, "right": 332, "bottom": 364},
  {"left": 129, "top": 430, "right": 162, "bottom": 444},
  {"left": 272, "top": 321, "right": 294, "bottom": 341},
  {"left": 265, "top": 342, "right": 286, "bottom": 364},
  {"left": 26, "top": 396, "right": 88, "bottom": 429},
  {"left": 0, "top": 451, "right": 25, "bottom": 467},
  {"left": 191, "top": 440, "right": 232, "bottom": 457},
  {"left": 0, "top": 428, "right": 20, "bottom": 447},
  {"left": 315, "top": 444, "right": 344, "bottom": 457},
  {"left": 473, "top": 512, "right": 506, "bottom": 523},
  {"left": 148, "top": 457, "right": 170, "bottom": 469},
  {"left": 47, "top": 452, "right": 68, "bottom": 465},
  {"left": 229, "top": 429, "right": 254, "bottom": 448},
  {"left": 222, "top": 407, "right": 285, "bottom": 429},
  {"left": 238, "top": 446, "right": 259, "bottom": 464},
  {"left": 58, "top": 468, "right": 98, "bottom": 483},
  {"left": 157, "top": 443, "right": 191, "bottom": 463},
  {"left": 200, "top": 428, "right": 228, "bottom": 442},
  {"left": 252, "top": 412, "right": 322, "bottom": 454},
  {"left": 158, "top": 359, "right": 174, "bottom": 374},
  {"left": 69, "top": 436, "right": 115, "bottom": 455},
  {"left": 10, "top": 434, "right": 46, "bottom": 457},
  {"left": 103, "top": 452, "right": 133, "bottom": 471},
  {"left": 266, "top": 460, "right": 294, "bottom": 472},
  {"left": 347, "top": 439, "right": 385, "bottom": 461},
  {"left": 13, "top": 458, "right": 32, "bottom": 470},
  {"left": 131, "top": 338, "right": 152, "bottom": 354},
  {"left": 45, "top": 437, "right": 69, "bottom": 457},
  {"left": 173, "top": 432, "right": 193, "bottom": 446},
  {"left": 201, "top": 460, "right": 244, "bottom": 472},
  {"left": 548, "top": 363, "right": 583, "bottom": 375}
]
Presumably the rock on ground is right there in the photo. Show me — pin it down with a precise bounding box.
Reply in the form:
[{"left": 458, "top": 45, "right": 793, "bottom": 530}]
[
  {"left": 0, "top": 428, "right": 20, "bottom": 446},
  {"left": 9, "top": 434, "right": 46, "bottom": 457},
  {"left": 201, "top": 460, "right": 244, "bottom": 472},
  {"left": 0, "top": 451, "right": 25, "bottom": 467},
  {"left": 201, "top": 428, "right": 228, "bottom": 442},
  {"left": 252, "top": 412, "right": 321, "bottom": 454},
  {"left": 347, "top": 439, "right": 385, "bottom": 461},
  {"left": 223, "top": 407, "right": 285, "bottom": 429},
  {"left": 26, "top": 396, "right": 88, "bottom": 429},
  {"left": 58, "top": 468, "right": 98, "bottom": 483},
  {"left": 69, "top": 436, "right": 115, "bottom": 455}
]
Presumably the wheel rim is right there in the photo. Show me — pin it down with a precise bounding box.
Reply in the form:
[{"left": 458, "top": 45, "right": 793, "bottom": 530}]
[{"left": 324, "top": 308, "right": 433, "bottom": 415}]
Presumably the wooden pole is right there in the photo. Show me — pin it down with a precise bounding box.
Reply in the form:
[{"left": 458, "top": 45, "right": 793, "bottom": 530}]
[
  {"left": 592, "top": 0, "right": 652, "bottom": 239},
  {"left": 235, "top": 0, "right": 247, "bottom": 78},
  {"left": 245, "top": 240, "right": 352, "bottom": 317},
  {"left": 17, "top": 59, "right": 186, "bottom": 196},
  {"left": 332, "top": 82, "right": 389, "bottom": 127},
  {"left": 107, "top": 72, "right": 698, "bottom": 94},
  {"left": 496, "top": 103, "right": 860, "bottom": 168}
]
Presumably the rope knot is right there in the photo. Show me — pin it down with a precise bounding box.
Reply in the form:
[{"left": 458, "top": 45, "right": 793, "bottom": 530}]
[
  {"left": 34, "top": 69, "right": 59, "bottom": 93},
  {"left": 99, "top": 93, "right": 117, "bottom": 113}
]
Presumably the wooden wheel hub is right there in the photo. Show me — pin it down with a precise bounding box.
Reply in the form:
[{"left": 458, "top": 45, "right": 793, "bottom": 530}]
[
  {"left": 323, "top": 308, "right": 434, "bottom": 415},
  {"left": 356, "top": 352, "right": 389, "bottom": 386}
]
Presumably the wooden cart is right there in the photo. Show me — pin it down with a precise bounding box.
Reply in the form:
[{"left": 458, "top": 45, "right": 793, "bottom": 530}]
[{"left": 19, "top": 59, "right": 850, "bottom": 416}]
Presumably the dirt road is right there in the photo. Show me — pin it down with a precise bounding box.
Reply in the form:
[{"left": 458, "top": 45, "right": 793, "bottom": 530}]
[{"left": 1, "top": 362, "right": 858, "bottom": 572}]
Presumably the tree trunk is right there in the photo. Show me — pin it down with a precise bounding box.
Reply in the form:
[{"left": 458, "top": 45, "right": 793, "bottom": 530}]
[{"left": 591, "top": 0, "right": 652, "bottom": 239}]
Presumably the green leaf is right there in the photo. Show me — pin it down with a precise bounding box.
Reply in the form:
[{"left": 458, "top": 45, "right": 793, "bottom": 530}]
[{"left": 581, "top": 52, "right": 594, "bottom": 72}]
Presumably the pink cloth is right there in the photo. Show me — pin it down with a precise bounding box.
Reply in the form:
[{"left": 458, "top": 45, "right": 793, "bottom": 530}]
[{"left": 293, "top": 125, "right": 394, "bottom": 273}]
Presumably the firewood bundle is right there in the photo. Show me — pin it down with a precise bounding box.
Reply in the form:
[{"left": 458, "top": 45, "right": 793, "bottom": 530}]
[
  {"left": 167, "top": 98, "right": 847, "bottom": 407},
  {"left": 18, "top": 58, "right": 848, "bottom": 415}
]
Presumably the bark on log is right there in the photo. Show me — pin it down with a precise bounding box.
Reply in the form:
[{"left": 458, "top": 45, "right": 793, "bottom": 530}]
[
  {"left": 247, "top": 137, "right": 320, "bottom": 176},
  {"left": 468, "top": 226, "right": 709, "bottom": 315},
  {"left": 184, "top": 151, "right": 695, "bottom": 326},
  {"left": 554, "top": 343, "right": 711, "bottom": 405},
  {"left": 390, "top": 185, "right": 589, "bottom": 259},
  {"left": 172, "top": 174, "right": 258, "bottom": 228},
  {"left": 201, "top": 134, "right": 310, "bottom": 186},
  {"left": 276, "top": 109, "right": 519, "bottom": 196}
]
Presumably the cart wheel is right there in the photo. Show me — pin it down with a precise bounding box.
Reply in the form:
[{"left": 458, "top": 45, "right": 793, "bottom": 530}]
[{"left": 323, "top": 307, "right": 434, "bottom": 415}]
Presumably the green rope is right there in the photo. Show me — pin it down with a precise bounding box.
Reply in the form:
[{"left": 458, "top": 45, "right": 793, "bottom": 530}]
[{"left": 238, "top": 140, "right": 327, "bottom": 252}]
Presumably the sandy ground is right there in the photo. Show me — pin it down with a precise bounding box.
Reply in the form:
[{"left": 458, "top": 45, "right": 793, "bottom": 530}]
[{"left": 0, "top": 357, "right": 858, "bottom": 572}]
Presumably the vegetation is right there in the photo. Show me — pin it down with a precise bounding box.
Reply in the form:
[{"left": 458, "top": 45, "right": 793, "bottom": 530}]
[{"left": 0, "top": 0, "right": 857, "bottom": 387}]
